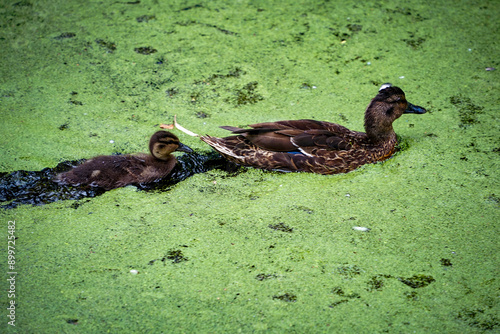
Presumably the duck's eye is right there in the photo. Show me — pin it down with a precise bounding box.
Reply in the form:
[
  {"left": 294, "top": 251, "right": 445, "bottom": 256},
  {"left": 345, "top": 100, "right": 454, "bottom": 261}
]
[{"left": 157, "top": 144, "right": 166, "bottom": 149}]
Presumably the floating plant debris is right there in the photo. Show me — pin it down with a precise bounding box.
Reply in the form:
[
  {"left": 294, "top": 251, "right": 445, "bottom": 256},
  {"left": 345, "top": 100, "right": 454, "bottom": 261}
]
[
  {"left": 159, "top": 123, "right": 175, "bottom": 129},
  {"left": 0, "top": 152, "right": 240, "bottom": 209},
  {"left": 352, "top": 226, "right": 370, "bottom": 232}
]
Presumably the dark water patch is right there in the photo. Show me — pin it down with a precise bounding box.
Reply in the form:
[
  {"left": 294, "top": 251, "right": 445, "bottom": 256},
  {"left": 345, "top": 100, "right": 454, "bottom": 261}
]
[
  {"left": 68, "top": 98, "right": 83, "bottom": 106},
  {"left": 179, "top": 4, "right": 203, "bottom": 11},
  {"left": 405, "top": 291, "right": 419, "bottom": 301},
  {"left": 0, "top": 160, "right": 105, "bottom": 209},
  {"left": 134, "top": 46, "right": 157, "bottom": 55},
  {"left": 292, "top": 205, "right": 314, "bottom": 214},
  {"left": 331, "top": 287, "right": 360, "bottom": 299},
  {"left": 486, "top": 194, "right": 499, "bottom": 206},
  {"left": 330, "top": 23, "right": 363, "bottom": 43},
  {"left": 0, "top": 152, "right": 239, "bottom": 209},
  {"left": 53, "top": 32, "right": 76, "bottom": 40},
  {"left": 366, "top": 273, "right": 435, "bottom": 291},
  {"left": 228, "top": 81, "right": 264, "bottom": 106},
  {"left": 113, "top": 1, "right": 141, "bottom": 4},
  {"left": 272, "top": 292, "right": 297, "bottom": 302},
  {"left": 95, "top": 39, "right": 116, "bottom": 53},
  {"left": 366, "top": 274, "right": 393, "bottom": 291},
  {"left": 398, "top": 274, "right": 435, "bottom": 288},
  {"left": 12, "top": 1, "right": 33, "bottom": 7},
  {"left": 149, "top": 249, "right": 189, "bottom": 265},
  {"left": 384, "top": 7, "right": 427, "bottom": 22},
  {"left": 268, "top": 222, "right": 293, "bottom": 233},
  {"left": 457, "top": 307, "right": 499, "bottom": 331},
  {"left": 255, "top": 273, "right": 277, "bottom": 281},
  {"left": 165, "top": 249, "right": 189, "bottom": 263},
  {"left": 450, "top": 95, "right": 484, "bottom": 128},
  {"left": 155, "top": 56, "right": 166, "bottom": 65},
  {"left": 193, "top": 67, "right": 245, "bottom": 85},
  {"left": 329, "top": 299, "right": 349, "bottom": 308},
  {"left": 329, "top": 286, "right": 360, "bottom": 308},
  {"left": 136, "top": 15, "right": 155, "bottom": 23},
  {"left": 58, "top": 122, "right": 70, "bottom": 130},
  {"left": 336, "top": 264, "right": 363, "bottom": 278},
  {"left": 440, "top": 258, "right": 452, "bottom": 267},
  {"left": 165, "top": 87, "right": 179, "bottom": 97},
  {"left": 174, "top": 20, "right": 238, "bottom": 36},
  {"left": 136, "top": 151, "right": 241, "bottom": 191},
  {"left": 402, "top": 35, "right": 426, "bottom": 49},
  {"left": 196, "top": 111, "right": 209, "bottom": 118}
]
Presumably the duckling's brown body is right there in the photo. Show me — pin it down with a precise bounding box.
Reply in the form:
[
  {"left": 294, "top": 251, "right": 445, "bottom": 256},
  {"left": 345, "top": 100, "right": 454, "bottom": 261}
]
[
  {"left": 201, "top": 84, "right": 426, "bottom": 174},
  {"left": 54, "top": 131, "right": 192, "bottom": 190}
]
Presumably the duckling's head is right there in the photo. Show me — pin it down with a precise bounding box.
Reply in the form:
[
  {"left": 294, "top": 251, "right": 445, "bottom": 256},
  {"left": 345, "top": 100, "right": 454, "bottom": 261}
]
[
  {"left": 364, "top": 84, "right": 426, "bottom": 142},
  {"left": 150, "top": 131, "right": 193, "bottom": 161}
]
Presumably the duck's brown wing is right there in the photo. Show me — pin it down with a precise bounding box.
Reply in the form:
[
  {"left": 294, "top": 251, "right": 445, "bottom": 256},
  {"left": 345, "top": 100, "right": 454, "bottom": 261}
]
[
  {"left": 200, "top": 134, "right": 359, "bottom": 174},
  {"left": 200, "top": 134, "right": 297, "bottom": 171},
  {"left": 220, "top": 119, "right": 356, "bottom": 153},
  {"left": 220, "top": 126, "right": 298, "bottom": 151}
]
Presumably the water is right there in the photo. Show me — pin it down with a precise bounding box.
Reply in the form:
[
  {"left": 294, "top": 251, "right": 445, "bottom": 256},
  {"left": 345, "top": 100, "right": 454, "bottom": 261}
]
[{"left": 0, "top": 152, "right": 239, "bottom": 209}]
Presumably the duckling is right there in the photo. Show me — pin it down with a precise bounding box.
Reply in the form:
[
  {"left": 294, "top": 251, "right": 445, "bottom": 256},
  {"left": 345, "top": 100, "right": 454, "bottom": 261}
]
[
  {"left": 200, "top": 84, "right": 426, "bottom": 174},
  {"left": 54, "top": 131, "right": 193, "bottom": 190}
]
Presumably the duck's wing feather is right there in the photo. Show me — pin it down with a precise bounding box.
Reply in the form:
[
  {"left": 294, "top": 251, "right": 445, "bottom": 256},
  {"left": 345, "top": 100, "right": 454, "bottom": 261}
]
[
  {"left": 220, "top": 119, "right": 357, "bottom": 153},
  {"left": 225, "top": 128, "right": 298, "bottom": 152},
  {"left": 200, "top": 134, "right": 361, "bottom": 174}
]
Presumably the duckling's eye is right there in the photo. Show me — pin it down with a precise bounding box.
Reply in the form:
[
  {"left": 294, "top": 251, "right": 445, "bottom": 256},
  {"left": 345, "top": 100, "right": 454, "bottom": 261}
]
[{"left": 157, "top": 144, "right": 166, "bottom": 149}]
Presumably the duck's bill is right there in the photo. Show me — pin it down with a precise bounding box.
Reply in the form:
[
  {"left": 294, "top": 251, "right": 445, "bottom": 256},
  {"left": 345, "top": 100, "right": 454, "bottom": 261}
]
[
  {"left": 404, "top": 102, "right": 427, "bottom": 114},
  {"left": 177, "top": 143, "right": 194, "bottom": 153}
]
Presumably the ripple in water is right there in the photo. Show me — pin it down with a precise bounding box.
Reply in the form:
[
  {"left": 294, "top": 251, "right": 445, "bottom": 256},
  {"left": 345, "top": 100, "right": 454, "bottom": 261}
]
[{"left": 0, "top": 152, "right": 239, "bottom": 209}]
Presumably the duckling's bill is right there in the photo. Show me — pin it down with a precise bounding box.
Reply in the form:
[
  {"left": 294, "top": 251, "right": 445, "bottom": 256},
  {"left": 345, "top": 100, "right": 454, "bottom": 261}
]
[{"left": 176, "top": 142, "right": 194, "bottom": 153}]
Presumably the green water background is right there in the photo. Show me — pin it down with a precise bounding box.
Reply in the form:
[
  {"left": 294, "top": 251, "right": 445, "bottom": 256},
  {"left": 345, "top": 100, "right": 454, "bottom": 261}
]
[{"left": 0, "top": 0, "right": 498, "bottom": 332}]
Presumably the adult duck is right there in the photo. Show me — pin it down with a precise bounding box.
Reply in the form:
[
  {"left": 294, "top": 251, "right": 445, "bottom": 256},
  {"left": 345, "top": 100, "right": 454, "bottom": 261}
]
[
  {"left": 54, "top": 131, "right": 193, "bottom": 189},
  {"left": 199, "top": 84, "right": 426, "bottom": 174}
]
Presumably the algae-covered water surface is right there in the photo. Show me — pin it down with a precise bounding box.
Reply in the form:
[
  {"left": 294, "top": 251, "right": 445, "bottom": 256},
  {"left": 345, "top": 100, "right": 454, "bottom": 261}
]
[{"left": 1, "top": 0, "right": 499, "bottom": 332}]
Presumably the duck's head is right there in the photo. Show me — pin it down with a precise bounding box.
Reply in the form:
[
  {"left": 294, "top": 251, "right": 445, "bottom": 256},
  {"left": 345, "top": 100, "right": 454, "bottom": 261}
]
[
  {"left": 364, "top": 83, "right": 426, "bottom": 142},
  {"left": 149, "top": 131, "right": 193, "bottom": 161}
]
